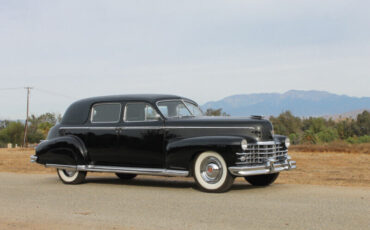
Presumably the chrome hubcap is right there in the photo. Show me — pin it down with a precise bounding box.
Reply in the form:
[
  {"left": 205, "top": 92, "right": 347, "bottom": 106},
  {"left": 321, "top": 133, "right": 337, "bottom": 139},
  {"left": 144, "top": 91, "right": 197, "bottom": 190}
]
[
  {"left": 63, "top": 169, "right": 77, "bottom": 177},
  {"left": 200, "top": 157, "right": 223, "bottom": 184}
]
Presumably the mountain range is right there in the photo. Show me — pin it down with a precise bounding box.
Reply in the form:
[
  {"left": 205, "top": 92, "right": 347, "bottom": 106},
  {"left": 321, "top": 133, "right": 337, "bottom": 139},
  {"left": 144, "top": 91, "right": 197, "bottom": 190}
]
[{"left": 201, "top": 90, "right": 370, "bottom": 117}]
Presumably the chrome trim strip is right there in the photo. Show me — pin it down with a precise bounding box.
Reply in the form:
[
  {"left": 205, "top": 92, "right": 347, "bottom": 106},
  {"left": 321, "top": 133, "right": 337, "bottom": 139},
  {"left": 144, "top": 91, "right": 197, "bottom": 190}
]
[
  {"left": 59, "top": 126, "right": 255, "bottom": 130},
  {"left": 45, "top": 164, "right": 189, "bottom": 177},
  {"left": 165, "top": 126, "right": 255, "bottom": 129},
  {"left": 123, "top": 126, "right": 163, "bottom": 130},
  {"left": 256, "top": 141, "right": 278, "bottom": 145},
  {"left": 45, "top": 164, "right": 77, "bottom": 170},
  {"left": 228, "top": 158, "right": 296, "bottom": 176}
]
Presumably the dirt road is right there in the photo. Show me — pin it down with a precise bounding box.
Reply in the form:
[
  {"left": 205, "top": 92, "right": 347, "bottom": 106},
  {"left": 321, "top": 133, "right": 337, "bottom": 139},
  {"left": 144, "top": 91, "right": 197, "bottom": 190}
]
[{"left": 0, "top": 173, "right": 369, "bottom": 230}]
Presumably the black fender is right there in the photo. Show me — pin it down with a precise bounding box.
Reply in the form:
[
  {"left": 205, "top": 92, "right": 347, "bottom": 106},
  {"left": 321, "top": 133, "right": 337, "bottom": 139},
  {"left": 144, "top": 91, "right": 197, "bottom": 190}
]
[
  {"left": 166, "top": 136, "right": 247, "bottom": 172},
  {"left": 273, "top": 135, "right": 288, "bottom": 143},
  {"left": 35, "top": 135, "right": 88, "bottom": 165}
]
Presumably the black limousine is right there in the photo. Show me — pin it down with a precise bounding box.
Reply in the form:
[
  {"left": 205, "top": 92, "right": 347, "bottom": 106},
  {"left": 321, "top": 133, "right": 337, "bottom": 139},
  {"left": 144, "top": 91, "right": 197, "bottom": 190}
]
[{"left": 31, "top": 94, "right": 296, "bottom": 192}]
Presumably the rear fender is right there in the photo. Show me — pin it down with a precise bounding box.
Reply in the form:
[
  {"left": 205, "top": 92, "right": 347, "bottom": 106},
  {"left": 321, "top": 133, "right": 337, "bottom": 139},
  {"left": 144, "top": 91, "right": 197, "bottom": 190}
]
[{"left": 35, "top": 135, "right": 88, "bottom": 165}]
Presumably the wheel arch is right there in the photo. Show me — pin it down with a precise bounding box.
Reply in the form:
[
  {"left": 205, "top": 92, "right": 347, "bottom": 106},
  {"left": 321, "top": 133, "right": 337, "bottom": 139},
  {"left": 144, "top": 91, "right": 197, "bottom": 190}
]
[
  {"left": 166, "top": 136, "right": 245, "bottom": 172},
  {"left": 35, "top": 135, "right": 88, "bottom": 166}
]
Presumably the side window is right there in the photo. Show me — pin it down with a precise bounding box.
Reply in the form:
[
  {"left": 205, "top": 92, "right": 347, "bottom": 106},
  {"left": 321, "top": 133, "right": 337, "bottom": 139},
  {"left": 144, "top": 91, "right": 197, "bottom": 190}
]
[
  {"left": 124, "top": 103, "right": 160, "bottom": 122},
  {"left": 158, "top": 105, "right": 168, "bottom": 117},
  {"left": 177, "top": 104, "right": 190, "bottom": 117},
  {"left": 91, "top": 103, "right": 121, "bottom": 123}
]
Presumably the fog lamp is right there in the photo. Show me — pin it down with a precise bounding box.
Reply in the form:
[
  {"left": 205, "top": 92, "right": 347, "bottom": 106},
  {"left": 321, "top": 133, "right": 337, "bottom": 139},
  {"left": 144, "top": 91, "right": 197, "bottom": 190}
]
[
  {"left": 285, "top": 138, "right": 291, "bottom": 148},
  {"left": 241, "top": 139, "right": 248, "bottom": 151}
]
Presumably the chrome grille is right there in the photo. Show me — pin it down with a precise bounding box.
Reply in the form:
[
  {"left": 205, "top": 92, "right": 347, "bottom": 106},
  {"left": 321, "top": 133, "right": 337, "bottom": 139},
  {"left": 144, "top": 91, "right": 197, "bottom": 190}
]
[{"left": 236, "top": 142, "right": 288, "bottom": 165}]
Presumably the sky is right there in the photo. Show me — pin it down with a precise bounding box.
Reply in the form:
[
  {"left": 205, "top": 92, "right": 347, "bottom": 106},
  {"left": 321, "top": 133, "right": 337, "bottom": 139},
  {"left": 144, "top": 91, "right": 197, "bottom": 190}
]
[{"left": 1, "top": 0, "right": 370, "bottom": 119}]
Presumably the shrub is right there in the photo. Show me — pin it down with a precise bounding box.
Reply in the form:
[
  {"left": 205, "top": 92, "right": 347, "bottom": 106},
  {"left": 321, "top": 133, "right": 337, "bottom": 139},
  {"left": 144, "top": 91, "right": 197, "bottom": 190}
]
[
  {"left": 316, "top": 128, "right": 339, "bottom": 143},
  {"left": 346, "top": 135, "right": 370, "bottom": 144}
]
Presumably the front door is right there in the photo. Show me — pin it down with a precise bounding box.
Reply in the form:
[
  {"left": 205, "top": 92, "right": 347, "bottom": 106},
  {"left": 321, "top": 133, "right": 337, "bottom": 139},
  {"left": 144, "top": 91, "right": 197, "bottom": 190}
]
[{"left": 117, "top": 102, "right": 165, "bottom": 168}]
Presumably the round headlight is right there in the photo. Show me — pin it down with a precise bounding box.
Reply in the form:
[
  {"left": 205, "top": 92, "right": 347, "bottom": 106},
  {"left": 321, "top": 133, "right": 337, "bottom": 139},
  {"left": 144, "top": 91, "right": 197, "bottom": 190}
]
[
  {"left": 241, "top": 139, "right": 248, "bottom": 151},
  {"left": 285, "top": 138, "right": 291, "bottom": 148}
]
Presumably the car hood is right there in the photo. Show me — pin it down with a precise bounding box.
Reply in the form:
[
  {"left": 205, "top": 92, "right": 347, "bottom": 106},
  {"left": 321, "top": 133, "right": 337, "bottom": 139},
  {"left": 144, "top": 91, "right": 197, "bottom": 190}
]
[{"left": 164, "top": 116, "right": 273, "bottom": 141}]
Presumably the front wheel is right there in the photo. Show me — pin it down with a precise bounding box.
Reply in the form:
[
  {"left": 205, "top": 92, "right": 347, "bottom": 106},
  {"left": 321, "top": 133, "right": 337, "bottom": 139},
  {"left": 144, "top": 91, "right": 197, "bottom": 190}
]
[
  {"left": 57, "top": 169, "right": 87, "bottom": 184},
  {"left": 244, "top": 173, "right": 279, "bottom": 186},
  {"left": 193, "top": 151, "right": 234, "bottom": 193}
]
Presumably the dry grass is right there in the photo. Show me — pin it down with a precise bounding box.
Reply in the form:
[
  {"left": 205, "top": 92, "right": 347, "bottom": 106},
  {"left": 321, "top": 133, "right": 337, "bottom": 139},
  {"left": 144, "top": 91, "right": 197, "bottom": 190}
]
[
  {"left": 0, "top": 148, "right": 54, "bottom": 174},
  {"left": 0, "top": 148, "right": 369, "bottom": 187},
  {"left": 290, "top": 142, "right": 370, "bottom": 154}
]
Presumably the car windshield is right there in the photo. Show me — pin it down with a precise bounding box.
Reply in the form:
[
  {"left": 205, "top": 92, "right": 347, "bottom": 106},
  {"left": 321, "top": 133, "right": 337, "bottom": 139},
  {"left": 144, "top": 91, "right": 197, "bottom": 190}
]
[{"left": 157, "top": 100, "right": 203, "bottom": 118}]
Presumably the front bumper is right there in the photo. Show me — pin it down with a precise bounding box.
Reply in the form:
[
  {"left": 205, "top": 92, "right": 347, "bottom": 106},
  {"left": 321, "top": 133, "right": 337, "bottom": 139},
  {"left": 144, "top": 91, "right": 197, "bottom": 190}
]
[{"left": 228, "top": 156, "right": 296, "bottom": 176}]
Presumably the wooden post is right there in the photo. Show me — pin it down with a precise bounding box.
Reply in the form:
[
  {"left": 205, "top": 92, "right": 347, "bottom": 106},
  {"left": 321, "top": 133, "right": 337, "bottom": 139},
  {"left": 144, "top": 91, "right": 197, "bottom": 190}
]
[{"left": 23, "top": 87, "right": 32, "bottom": 148}]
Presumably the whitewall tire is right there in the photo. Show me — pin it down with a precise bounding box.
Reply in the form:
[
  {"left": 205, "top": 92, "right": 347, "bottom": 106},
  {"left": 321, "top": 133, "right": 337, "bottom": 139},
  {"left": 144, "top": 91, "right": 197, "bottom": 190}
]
[
  {"left": 57, "top": 169, "right": 87, "bottom": 184},
  {"left": 193, "top": 151, "right": 234, "bottom": 193}
]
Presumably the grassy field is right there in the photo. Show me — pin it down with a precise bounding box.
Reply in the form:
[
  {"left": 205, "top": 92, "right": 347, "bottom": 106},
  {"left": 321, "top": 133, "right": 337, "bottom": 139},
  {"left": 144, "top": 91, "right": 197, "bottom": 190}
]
[
  {"left": 0, "top": 147, "right": 369, "bottom": 187},
  {"left": 290, "top": 142, "right": 370, "bottom": 154}
]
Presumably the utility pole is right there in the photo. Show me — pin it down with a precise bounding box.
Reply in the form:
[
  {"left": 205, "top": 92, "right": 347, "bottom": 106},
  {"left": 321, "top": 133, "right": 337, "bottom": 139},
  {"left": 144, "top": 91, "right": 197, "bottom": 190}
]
[{"left": 23, "top": 87, "right": 33, "bottom": 148}]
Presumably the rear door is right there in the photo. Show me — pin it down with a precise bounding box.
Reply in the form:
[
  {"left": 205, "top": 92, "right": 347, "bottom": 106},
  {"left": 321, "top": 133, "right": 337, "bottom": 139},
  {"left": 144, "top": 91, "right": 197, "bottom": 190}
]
[{"left": 86, "top": 102, "right": 122, "bottom": 165}]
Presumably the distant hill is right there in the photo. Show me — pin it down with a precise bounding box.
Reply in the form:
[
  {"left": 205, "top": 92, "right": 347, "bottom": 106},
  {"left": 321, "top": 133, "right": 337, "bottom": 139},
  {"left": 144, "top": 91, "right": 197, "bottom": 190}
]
[{"left": 202, "top": 90, "right": 370, "bottom": 117}]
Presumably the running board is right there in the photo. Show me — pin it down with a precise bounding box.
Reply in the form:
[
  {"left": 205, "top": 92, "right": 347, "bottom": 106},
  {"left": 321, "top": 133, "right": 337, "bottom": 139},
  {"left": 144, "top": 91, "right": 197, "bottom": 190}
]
[{"left": 45, "top": 164, "right": 189, "bottom": 177}]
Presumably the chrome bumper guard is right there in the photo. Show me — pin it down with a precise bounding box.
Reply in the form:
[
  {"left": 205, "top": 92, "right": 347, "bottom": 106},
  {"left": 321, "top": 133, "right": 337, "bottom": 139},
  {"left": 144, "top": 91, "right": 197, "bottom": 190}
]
[
  {"left": 30, "top": 155, "right": 38, "bottom": 163},
  {"left": 228, "top": 156, "right": 296, "bottom": 176}
]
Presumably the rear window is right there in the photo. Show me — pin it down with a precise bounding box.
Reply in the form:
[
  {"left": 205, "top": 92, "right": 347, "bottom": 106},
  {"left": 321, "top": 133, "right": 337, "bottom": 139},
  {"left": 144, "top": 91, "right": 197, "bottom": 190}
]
[{"left": 91, "top": 103, "right": 121, "bottom": 123}]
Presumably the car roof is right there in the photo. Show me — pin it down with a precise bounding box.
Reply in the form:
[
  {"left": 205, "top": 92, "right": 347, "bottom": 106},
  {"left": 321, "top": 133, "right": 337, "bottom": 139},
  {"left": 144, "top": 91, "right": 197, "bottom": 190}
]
[{"left": 61, "top": 94, "right": 197, "bottom": 125}]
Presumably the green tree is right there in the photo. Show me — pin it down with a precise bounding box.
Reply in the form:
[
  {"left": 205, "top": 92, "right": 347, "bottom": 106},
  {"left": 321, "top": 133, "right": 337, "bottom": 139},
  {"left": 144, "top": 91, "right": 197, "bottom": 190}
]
[
  {"left": 0, "top": 121, "right": 24, "bottom": 146},
  {"left": 302, "top": 129, "right": 317, "bottom": 144},
  {"left": 205, "top": 108, "right": 229, "bottom": 116},
  {"left": 316, "top": 128, "right": 339, "bottom": 143},
  {"left": 302, "top": 117, "right": 326, "bottom": 133},
  {"left": 356, "top": 111, "right": 370, "bottom": 136},
  {"left": 336, "top": 119, "right": 355, "bottom": 139},
  {"left": 269, "top": 111, "right": 302, "bottom": 137},
  {"left": 27, "top": 113, "right": 59, "bottom": 143}
]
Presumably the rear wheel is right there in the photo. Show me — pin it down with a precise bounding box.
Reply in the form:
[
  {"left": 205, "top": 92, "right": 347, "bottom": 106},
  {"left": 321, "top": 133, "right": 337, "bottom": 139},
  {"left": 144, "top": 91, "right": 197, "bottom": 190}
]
[
  {"left": 193, "top": 151, "right": 234, "bottom": 193},
  {"left": 57, "top": 169, "right": 86, "bottom": 184},
  {"left": 115, "top": 173, "right": 137, "bottom": 180},
  {"left": 244, "top": 173, "right": 279, "bottom": 186}
]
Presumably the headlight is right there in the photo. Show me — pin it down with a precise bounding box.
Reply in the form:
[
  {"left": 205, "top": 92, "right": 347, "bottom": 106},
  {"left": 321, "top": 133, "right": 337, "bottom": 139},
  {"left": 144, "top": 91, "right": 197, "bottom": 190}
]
[
  {"left": 241, "top": 139, "right": 248, "bottom": 151},
  {"left": 285, "top": 138, "right": 290, "bottom": 148}
]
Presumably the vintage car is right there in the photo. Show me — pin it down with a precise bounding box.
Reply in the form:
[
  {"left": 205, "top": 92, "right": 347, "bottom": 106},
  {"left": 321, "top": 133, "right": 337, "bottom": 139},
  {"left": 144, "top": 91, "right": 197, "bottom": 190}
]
[{"left": 31, "top": 94, "right": 296, "bottom": 192}]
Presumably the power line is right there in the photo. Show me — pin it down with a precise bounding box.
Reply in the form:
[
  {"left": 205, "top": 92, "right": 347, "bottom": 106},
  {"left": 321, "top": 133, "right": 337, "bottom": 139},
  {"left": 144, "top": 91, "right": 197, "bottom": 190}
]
[
  {"left": 34, "top": 88, "right": 76, "bottom": 99},
  {"left": 0, "top": 87, "right": 24, "bottom": 90}
]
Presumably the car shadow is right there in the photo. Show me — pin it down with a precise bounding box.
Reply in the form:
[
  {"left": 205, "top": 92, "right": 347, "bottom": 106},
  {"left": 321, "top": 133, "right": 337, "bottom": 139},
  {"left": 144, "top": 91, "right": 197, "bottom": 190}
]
[{"left": 83, "top": 175, "right": 261, "bottom": 192}]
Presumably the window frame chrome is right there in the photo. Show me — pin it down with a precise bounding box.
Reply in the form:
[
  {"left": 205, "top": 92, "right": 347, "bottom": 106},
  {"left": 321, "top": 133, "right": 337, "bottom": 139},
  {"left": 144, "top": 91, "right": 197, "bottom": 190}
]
[{"left": 156, "top": 99, "right": 203, "bottom": 119}]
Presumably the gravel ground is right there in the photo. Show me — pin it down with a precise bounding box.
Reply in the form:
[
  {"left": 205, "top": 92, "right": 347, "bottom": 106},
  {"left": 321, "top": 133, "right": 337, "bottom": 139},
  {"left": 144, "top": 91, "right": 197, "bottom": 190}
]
[{"left": 0, "top": 173, "right": 369, "bottom": 230}]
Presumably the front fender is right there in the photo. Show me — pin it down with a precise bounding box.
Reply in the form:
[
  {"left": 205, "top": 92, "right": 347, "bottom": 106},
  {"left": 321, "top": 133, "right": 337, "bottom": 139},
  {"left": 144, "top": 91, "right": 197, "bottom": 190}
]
[
  {"left": 166, "top": 136, "right": 245, "bottom": 171},
  {"left": 273, "top": 134, "right": 287, "bottom": 143},
  {"left": 35, "top": 135, "right": 88, "bottom": 165}
]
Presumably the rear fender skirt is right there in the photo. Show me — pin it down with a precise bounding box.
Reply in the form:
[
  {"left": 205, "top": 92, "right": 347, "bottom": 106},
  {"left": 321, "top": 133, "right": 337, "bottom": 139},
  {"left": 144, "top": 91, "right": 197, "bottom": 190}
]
[
  {"left": 166, "top": 136, "right": 247, "bottom": 171},
  {"left": 35, "top": 135, "right": 88, "bottom": 165}
]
